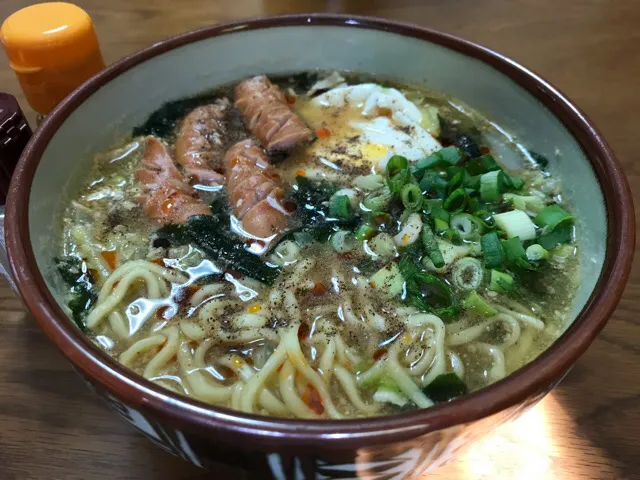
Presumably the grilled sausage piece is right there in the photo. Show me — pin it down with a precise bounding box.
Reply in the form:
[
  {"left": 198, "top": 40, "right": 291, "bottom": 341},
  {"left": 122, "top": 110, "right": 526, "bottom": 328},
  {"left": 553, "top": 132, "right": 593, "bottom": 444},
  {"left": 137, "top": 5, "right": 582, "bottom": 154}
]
[
  {"left": 234, "top": 76, "right": 313, "bottom": 155},
  {"left": 136, "top": 137, "right": 211, "bottom": 224},
  {"left": 175, "top": 99, "right": 229, "bottom": 184},
  {"left": 224, "top": 139, "right": 287, "bottom": 239}
]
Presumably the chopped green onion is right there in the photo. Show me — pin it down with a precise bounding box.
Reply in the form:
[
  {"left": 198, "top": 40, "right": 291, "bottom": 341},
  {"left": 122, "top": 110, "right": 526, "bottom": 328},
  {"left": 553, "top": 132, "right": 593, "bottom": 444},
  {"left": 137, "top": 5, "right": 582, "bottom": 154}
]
[
  {"left": 434, "top": 218, "right": 449, "bottom": 232},
  {"left": 443, "top": 188, "right": 467, "bottom": 213},
  {"left": 388, "top": 168, "right": 413, "bottom": 195},
  {"left": 423, "top": 198, "right": 444, "bottom": 213},
  {"left": 329, "top": 194, "right": 352, "bottom": 219},
  {"left": 367, "top": 233, "right": 397, "bottom": 259},
  {"left": 451, "top": 257, "right": 484, "bottom": 290},
  {"left": 354, "top": 224, "right": 376, "bottom": 241},
  {"left": 480, "top": 170, "right": 502, "bottom": 202},
  {"left": 493, "top": 210, "right": 537, "bottom": 241},
  {"left": 362, "top": 187, "right": 392, "bottom": 211},
  {"left": 526, "top": 244, "right": 549, "bottom": 261},
  {"left": 438, "top": 146, "right": 462, "bottom": 165},
  {"left": 369, "top": 263, "right": 405, "bottom": 299},
  {"left": 405, "top": 271, "right": 459, "bottom": 319},
  {"left": 401, "top": 183, "right": 423, "bottom": 212},
  {"left": 447, "top": 166, "right": 465, "bottom": 191},
  {"left": 369, "top": 211, "right": 392, "bottom": 227},
  {"left": 462, "top": 291, "right": 498, "bottom": 317},
  {"left": 412, "top": 146, "right": 462, "bottom": 174},
  {"left": 421, "top": 224, "right": 445, "bottom": 268},
  {"left": 420, "top": 170, "right": 448, "bottom": 199},
  {"left": 480, "top": 232, "right": 503, "bottom": 268},
  {"left": 463, "top": 172, "right": 481, "bottom": 190},
  {"left": 330, "top": 230, "right": 355, "bottom": 253},
  {"left": 488, "top": 269, "right": 514, "bottom": 293},
  {"left": 501, "top": 237, "right": 535, "bottom": 270},
  {"left": 503, "top": 193, "right": 546, "bottom": 214},
  {"left": 538, "top": 223, "right": 573, "bottom": 250},
  {"left": 535, "top": 205, "right": 575, "bottom": 233},
  {"left": 465, "top": 154, "right": 500, "bottom": 176},
  {"left": 423, "top": 373, "right": 468, "bottom": 403},
  {"left": 503, "top": 175, "right": 525, "bottom": 190},
  {"left": 354, "top": 174, "right": 385, "bottom": 191},
  {"left": 450, "top": 214, "right": 483, "bottom": 241},
  {"left": 386, "top": 155, "right": 409, "bottom": 177}
]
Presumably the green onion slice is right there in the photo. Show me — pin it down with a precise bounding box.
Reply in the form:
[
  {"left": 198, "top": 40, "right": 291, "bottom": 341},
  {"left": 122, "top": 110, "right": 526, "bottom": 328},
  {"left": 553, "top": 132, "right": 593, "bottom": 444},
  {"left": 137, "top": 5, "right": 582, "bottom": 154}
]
[
  {"left": 451, "top": 257, "right": 484, "bottom": 290},
  {"left": 493, "top": 210, "right": 537, "bottom": 241},
  {"left": 450, "top": 213, "right": 483, "bottom": 241},
  {"left": 401, "top": 183, "right": 423, "bottom": 212},
  {"left": 480, "top": 232, "right": 503, "bottom": 268},
  {"left": 488, "top": 269, "right": 514, "bottom": 293},
  {"left": 329, "top": 194, "right": 352, "bottom": 219},
  {"left": 535, "top": 205, "right": 575, "bottom": 233},
  {"left": 443, "top": 188, "right": 467, "bottom": 213},
  {"left": 480, "top": 170, "right": 502, "bottom": 202},
  {"left": 354, "top": 224, "right": 376, "bottom": 241},
  {"left": 465, "top": 154, "right": 500, "bottom": 176},
  {"left": 362, "top": 187, "right": 392, "bottom": 212},
  {"left": 421, "top": 224, "right": 445, "bottom": 268},
  {"left": 462, "top": 291, "right": 498, "bottom": 317},
  {"left": 525, "top": 244, "right": 549, "bottom": 261},
  {"left": 501, "top": 237, "right": 536, "bottom": 270}
]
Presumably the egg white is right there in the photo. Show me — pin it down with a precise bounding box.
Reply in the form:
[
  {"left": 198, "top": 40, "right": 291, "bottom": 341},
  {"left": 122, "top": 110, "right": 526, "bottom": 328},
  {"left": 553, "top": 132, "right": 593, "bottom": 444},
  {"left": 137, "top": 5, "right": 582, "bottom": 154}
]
[{"left": 294, "top": 84, "right": 442, "bottom": 178}]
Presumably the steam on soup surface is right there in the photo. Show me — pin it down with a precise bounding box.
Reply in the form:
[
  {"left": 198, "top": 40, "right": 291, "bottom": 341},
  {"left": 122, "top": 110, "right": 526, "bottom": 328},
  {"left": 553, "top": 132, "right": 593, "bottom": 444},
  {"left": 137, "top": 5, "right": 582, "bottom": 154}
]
[{"left": 57, "top": 72, "right": 579, "bottom": 418}]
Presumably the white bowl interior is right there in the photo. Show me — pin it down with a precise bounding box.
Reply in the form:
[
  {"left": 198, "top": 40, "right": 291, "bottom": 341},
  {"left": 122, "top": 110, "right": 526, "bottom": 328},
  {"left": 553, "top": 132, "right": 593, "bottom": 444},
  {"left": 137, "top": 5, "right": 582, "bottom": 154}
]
[{"left": 28, "top": 24, "right": 606, "bottom": 332}]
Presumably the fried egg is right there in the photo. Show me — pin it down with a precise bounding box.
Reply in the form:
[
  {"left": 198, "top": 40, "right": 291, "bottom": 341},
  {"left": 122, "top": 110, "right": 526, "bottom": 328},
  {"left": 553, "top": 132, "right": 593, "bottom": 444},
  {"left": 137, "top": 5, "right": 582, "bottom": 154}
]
[{"left": 288, "top": 84, "right": 442, "bottom": 180}]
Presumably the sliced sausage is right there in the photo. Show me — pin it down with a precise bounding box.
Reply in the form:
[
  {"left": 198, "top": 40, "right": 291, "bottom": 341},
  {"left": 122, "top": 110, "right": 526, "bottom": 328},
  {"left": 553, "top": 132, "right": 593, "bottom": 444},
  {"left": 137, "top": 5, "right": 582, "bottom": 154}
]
[
  {"left": 224, "top": 139, "right": 288, "bottom": 239},
  {"left": 136, "top": 137, "right": 211, "bottom": 224},
  {"left": 234, "top": 76, "right": 313, "bottom": 155},
  {"left": 175, "top": 99, "right": 229, "bottom": 184}
]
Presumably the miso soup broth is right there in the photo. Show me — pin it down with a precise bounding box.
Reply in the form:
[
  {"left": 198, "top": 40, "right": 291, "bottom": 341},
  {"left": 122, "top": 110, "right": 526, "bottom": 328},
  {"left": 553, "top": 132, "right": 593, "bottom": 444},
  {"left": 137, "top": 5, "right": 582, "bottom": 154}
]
[{"left": 56, "top": 72, "right": 579, "bottom": 418}]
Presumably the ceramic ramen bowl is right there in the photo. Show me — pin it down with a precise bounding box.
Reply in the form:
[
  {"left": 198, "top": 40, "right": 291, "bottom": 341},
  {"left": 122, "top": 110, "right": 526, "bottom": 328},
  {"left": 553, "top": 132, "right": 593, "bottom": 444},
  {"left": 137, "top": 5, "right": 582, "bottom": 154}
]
[{"left": 2, "top": 14, "right": 634, "bottom": 479}]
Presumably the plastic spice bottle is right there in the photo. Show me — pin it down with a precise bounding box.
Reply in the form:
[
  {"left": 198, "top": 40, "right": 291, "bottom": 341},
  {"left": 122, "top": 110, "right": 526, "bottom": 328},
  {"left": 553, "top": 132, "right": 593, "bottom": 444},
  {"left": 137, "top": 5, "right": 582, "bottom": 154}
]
[{"left": 0, "top": 2, "right": 105, "bottom": 118}]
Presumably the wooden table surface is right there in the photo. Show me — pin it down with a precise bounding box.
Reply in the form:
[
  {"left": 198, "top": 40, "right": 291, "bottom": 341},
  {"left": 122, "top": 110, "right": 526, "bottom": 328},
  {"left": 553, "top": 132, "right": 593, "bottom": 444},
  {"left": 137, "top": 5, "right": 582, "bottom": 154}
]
[{"left": 0, "top": 1, "right": 638, "bottom": 479}]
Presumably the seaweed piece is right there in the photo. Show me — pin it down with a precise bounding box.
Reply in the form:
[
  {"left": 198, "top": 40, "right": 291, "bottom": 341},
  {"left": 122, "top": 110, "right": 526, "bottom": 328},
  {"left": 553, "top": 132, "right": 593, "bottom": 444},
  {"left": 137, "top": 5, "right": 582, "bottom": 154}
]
[
  {"left": 132, "top": 92, "right": 220, "bottom": 138},
  {"left": 56, "top": 256, "right": 97, "bottom": 331},
  {"left": 155, "top": 204, "right": 281, "bottom": 284},
  {"left": 423, "top": 373, "right": 468, "bottom": 403},
  {"left": 528, "top": 150, "right": 550, "bottom": 170}
]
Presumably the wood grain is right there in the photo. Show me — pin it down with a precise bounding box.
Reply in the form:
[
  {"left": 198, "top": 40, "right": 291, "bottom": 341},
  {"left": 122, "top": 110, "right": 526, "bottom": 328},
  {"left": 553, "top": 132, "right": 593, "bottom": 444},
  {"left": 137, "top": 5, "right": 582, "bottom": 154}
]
[{"left": 0, "top": 1, "right": 638, "bottom": 479}]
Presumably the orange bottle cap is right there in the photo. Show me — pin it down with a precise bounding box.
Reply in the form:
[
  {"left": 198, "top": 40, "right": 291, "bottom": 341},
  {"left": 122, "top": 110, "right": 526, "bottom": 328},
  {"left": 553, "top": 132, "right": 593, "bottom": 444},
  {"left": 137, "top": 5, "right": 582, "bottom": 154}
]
[{"left": 0, "top": 2, "right": 105, "bottom": 114}]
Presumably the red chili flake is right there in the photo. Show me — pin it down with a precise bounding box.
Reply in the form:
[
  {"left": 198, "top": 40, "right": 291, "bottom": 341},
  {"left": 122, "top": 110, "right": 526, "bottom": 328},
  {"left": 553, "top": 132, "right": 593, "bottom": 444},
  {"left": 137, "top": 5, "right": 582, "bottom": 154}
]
[
  {"left": 311, "top": 282, "right": 328, "bottom": 296},
  {"left": 302, "top": 383, "right": 325, "bottom": 415},
  {"left": 316, "top": 127, "right": 331, "bottom": 139},
  {"left": 373, "top": 348, "right": 388, "bottom": 361},
  {"left": 285, "top": 94, "right": 297, "bottom": 105},
  {"left": 480, "top": 146, "right": 491, "bottom": 155},
  {"left": 298, "top": 322, "right": 311, "bottom": 341}
]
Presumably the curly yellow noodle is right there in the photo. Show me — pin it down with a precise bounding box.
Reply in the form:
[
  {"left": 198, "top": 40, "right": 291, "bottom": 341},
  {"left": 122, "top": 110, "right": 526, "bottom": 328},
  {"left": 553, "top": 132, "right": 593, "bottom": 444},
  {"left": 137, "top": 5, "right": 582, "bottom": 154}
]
[
  {"left": 177, "top": 340, "right": 235, "bottom": 403},
  {"left": 144, "top": 326, "right": 179, "bottom": 379},
  {"left": 119, "top": 334, "right": 166, "bottom": 367},
  {"left": 333, "top": 365, "right": 381, "bottom": 414},
  {"left": 279, "top": 360, "right": 319, "bottom": 419}
]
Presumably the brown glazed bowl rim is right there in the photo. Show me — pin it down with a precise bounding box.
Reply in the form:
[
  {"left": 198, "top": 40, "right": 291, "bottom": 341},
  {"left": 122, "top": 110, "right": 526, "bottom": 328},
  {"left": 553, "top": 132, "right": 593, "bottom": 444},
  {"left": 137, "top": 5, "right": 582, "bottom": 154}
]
[{"left": 5, "top": 14, "right": 635, "bottom": 449}]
